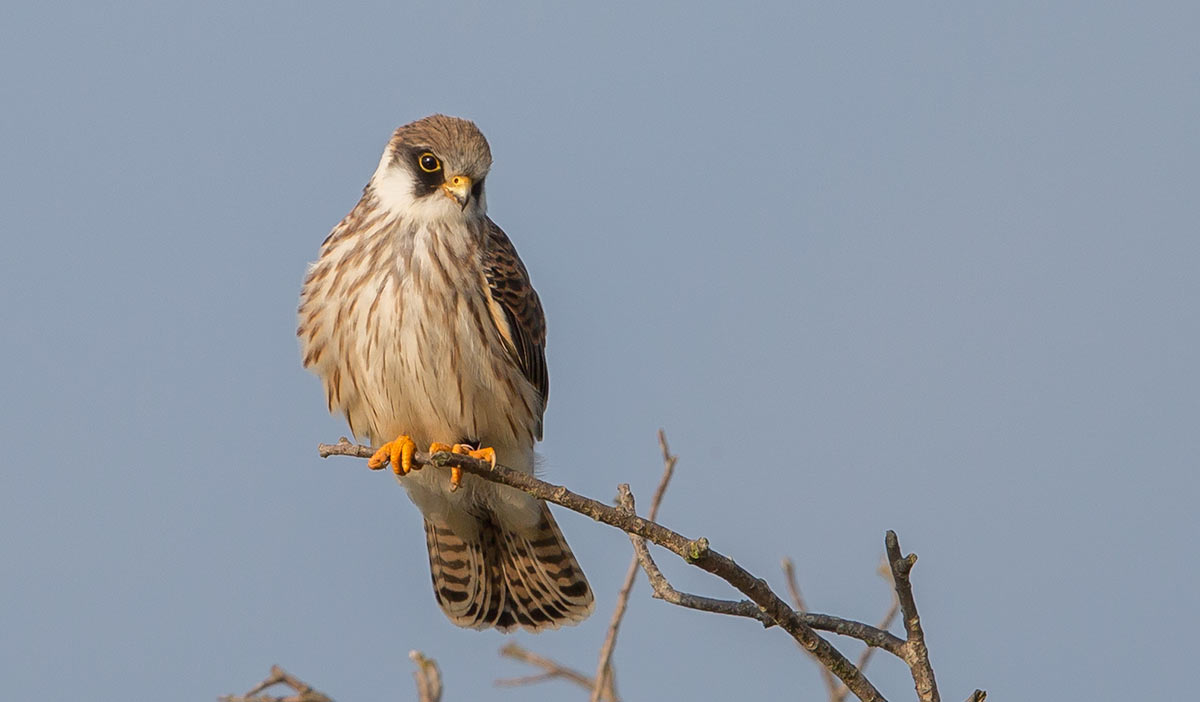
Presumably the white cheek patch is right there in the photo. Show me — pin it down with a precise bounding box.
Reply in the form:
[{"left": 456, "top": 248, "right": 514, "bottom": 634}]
[
  {"left": 370, "top": 152, "right": 418, "bottom": 213},
  {"left": 370, "top": 154, "right": 477, "bottom": 225}
]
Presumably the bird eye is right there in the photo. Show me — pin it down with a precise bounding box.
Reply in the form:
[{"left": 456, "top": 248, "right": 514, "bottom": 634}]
[{"left": 418, "top": 152, "right": 441, "bottom": 173}]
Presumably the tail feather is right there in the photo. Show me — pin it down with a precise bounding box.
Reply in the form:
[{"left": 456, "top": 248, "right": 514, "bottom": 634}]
[
  {"left": 424, "top": 514, "right": 507, "bottom": 626},
  {"left": 424, "top": 504, "right": 593, "bottom": 632}
]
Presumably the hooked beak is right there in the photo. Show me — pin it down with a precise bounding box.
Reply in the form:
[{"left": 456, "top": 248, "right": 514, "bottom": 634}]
[{"left": 442, "top": 175, "right": 472, "bottom": 210}]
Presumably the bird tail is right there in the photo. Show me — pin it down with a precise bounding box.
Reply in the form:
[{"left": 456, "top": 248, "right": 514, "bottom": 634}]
[{"left": 423, "top": 503, "right": 594, "bottom": 632}]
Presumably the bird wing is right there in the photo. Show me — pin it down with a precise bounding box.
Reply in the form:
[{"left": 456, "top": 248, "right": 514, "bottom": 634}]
[{"left": 481, "top": 218, "right": 549, "bottom": 435}]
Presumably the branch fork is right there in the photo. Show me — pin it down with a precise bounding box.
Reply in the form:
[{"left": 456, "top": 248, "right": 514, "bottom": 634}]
[{"left": 316, "top": 435, "right": 983, "bottom": 702}]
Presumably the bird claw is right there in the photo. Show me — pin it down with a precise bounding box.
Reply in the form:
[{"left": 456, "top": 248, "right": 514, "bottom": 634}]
[
  {"left": 428, "top": 443, "right": 497, "bottom": 492},
  {"left": 368, "top": 435, "right": 417, "bottom": 476}
]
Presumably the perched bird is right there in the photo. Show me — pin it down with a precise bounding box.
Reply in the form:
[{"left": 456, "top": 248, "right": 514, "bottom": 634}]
[{"left": 298, "top": 114, "right": 593, "bottom": 631}]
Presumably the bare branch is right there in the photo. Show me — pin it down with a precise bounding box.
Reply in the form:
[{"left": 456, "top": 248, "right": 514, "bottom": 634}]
[
  {"left": 323, "top": 437, "right": 887, "bottom": 701},
  {"left": 781, "top": 557, "right": 809, "bottom": 613},
  {"left": 495, "top": 672, "right": 563, "bottom": 686},
  {"left": 784, "top": 558, "right": 904, "bottom": 702},
  {"left": 588, "top": 559, "right": 634, "bottom": 700},
  {"left": 803, "top": 611, "right": 905, "bottom": 653},
  {"left": 862, "top": 594, "right": 900, "bottom": 675},
  {"left": 494, "top": 431, "right": 678, "bottom": 702},
  {"left": 648, "top": 430, "right": 680, "bottom": 515},
  {"left": 496, "top": 642, "right": 596, "bottom": 691},
  {"left": 784, "top": 557, "right": 840, "bottom": 701},
  {"left": 886, "top": 530, "right": 939, "bottom": 702},
  {"left": 614, "top": 478, "right": 885, "bottom": 701},
  {"left": 587, "top": 429, "right": 678, "bottom": 702},
  {"left": 320, "top": 438, "right": 982, "bottom": 702},
  {"left": 622, "top": 485, "right": 771, "bottom": 623},
  {"left": 410, "top": 650, "right": 443, "bottom": 702},
  {"left": 219, "top": 665, "right": 332, "bottom": 702}
]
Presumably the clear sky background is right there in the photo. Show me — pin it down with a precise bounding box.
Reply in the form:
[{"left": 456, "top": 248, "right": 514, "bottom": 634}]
[{"left": 2, "top": 2, "right": 1197, "bottom": 700}]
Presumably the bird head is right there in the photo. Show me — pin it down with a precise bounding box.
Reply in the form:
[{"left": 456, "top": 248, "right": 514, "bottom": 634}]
[{"left": 370, "top": 114, "right": 493, "bottom": 220}]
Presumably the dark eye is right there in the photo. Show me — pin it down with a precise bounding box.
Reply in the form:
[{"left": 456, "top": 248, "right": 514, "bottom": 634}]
[{"left": 417, "top": 152, "right": 441, "bottom": 173}]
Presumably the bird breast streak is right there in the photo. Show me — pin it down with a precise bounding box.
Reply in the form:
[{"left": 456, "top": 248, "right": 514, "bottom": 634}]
[{"left": 339, "top": 221, "right": 534, "bottom": 454}]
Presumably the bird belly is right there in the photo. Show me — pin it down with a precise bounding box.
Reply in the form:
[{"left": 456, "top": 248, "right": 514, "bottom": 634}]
[
  {"left": 374, "top": 276, "right": 535, "bottom": 453},
  {"left": 380, "top": 274, "right": 543, "bottom": 534},
  {"left": 302, "top": 222, "right": 542, "bottom": 533}
]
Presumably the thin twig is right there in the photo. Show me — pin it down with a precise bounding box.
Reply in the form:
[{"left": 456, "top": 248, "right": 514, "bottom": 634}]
[
  {"left": 783, "top": 557, "right": 840, "bottom": 701},
  {"left": 410, "top": 650, "right": 442, "bottom": 702},
  {"left": 861, "top": 594, "right": 900, "bottom": 676},
  {"left": 496, "top": 672, "right": 561, "bottom": 686},
  {"left": 886, "top": 530, "right": 939, "bottom": 702},
  {"left": 784, "top": 558, "right": 903, "bottom": 702},
  {"left": 493, "top": 431, "right": 680, "bottom": 702},
  {"left": 622, "top": 486, "right": 770, "bottom": 623},
  {"left": 219, "top": 665, "right": 332, "bottom": 702},
  {"left": 615, "top": 488, "right": 897, "bottom": 655},
  {"left": 587, "top": 429, "right": 678, "bottom": 702},
  {"left": 496, "top": 642, "right": 595, "bottom": 691}
]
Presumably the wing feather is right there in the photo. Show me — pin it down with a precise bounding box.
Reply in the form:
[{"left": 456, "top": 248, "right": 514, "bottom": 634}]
[{"left": 481, "top": 218, "right": 549, "bottom": 433}]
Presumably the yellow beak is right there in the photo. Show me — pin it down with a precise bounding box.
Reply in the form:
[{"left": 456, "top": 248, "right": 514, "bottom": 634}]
[{"left": 442, "top": 175, "right": 472, "bottom": 210}]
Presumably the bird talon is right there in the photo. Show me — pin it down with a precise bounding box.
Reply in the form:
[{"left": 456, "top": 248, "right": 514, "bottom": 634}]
[
  {"left": 368, "top": 434, "right": 416, "bottom": 476},
  {"left": 467, "top": 446, "right": 497, "bottom": 469},
  {"left": 424, "top": 443, "right": 497, "bottom": 491},
  {"left": 427, "top": 442, "right": 464, "bottom": 491}
]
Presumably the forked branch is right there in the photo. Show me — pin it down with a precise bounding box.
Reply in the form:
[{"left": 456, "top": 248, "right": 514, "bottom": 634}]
[
  {"left": 783, "top": 557, "right": 900, "bottom": 702},
  {"left": 318, "top": 437, "right": 983, "bottom": 702},
  {"left": 219, "top": 665, "right": 331, "bottom": 702}
]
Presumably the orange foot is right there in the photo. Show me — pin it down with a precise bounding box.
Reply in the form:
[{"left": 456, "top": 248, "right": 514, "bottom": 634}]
[
  {"left": 368, "top": 435, "right": 417, "bottom": 476},
  {"left": 428, "top": 442, "right": 497, "bottom": 492}
]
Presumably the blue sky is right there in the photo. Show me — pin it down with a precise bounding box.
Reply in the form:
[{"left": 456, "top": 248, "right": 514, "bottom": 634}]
[{"left": 2, "top": 2, "right": 1198, "bottom": 700}]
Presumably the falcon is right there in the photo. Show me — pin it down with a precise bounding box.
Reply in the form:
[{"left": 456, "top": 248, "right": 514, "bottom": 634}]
[{"left": 298, "top": 114, "right": 593, "bottom": 631}]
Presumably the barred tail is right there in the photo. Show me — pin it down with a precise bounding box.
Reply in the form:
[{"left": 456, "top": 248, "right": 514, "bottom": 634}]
[{"left": 424, "top": 504, "right": 594, "bottom": 632}]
